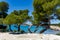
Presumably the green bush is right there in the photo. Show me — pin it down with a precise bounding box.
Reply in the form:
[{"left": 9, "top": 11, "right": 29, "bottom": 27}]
[
  {"left": 19, "top": 30, "right": 26, "bottom": 34},
  {"left": 56, "top": 33, "right": 60, "bottom": 35},
  {"left": 2, "top": 29, "right": 7, "bottom": 32},
  {"left": 0, "top": 18, "right": 3, "bottom": 24},
  {"left": 14, "top": 30, "right": 17, "bottom": 32}
]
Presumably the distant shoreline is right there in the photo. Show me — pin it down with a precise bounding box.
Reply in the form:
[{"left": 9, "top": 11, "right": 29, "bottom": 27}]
[{"left": 50, "top": 26, "right": 60, "bottom": 31}]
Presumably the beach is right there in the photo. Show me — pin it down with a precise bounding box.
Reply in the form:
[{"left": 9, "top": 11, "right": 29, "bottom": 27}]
[
  {"left": 0, "top": 26, "right": 60, "bottom": 40},
  {"left": 0, "top": 33, "right": 60, "bottom": 40}
]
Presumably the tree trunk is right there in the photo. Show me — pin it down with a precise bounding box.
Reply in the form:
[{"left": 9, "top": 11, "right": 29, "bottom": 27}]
[
  {"left": 48, "top": 21, "right": 50, "bottom": 29},
  {"left": 48, "top": 17, "right": 50, "bottom": 29},
  {"left": 18, "top": 24, "right": 20, "bottom": 32},
  {"left": 40, "top": 29, "right": 47, "bottom": 33},
  {"left": 39, "top": 16, "right": 50, "bottom": 33},
  {"left": 34, "top": 25, "right": 39, "bottom": 33},
  {"left": 28, "top": 25, "right": 32, "bottom": 33},
  {"left": 9, "top": 25, "right": 12, "bottom": 32}
]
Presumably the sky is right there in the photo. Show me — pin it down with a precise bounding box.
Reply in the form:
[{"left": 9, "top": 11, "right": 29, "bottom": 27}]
[
  {"left": 0, "top": 0, "right": 33, "bottom": 16},
  {"left": 0, "top": 0, "right": 60, "bottom": 24}
]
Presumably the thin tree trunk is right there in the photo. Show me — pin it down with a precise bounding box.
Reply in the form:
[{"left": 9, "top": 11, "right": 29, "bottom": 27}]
[
  {"left": 9, "top": 25, "right": 12, "bottom": 32},
  {"left": 28, "top": 25, "right": 32, "bottom": 33},
  {"left": 48, "top": 21, "right": 50, "bottom": 29},
  {"left": 34, "top": 25, "right": 39, "bottom": 33},
  {"left": 39, "top": 17, "right": 50, "bottom": 33},
  {"left": 40, "top": 29, "right": 47, "bottom": 33},
  {"left": 48, "top": 17, "right": 50, "bottom": 29},
  {"left": 18, "top": 24, "right": 20, "bottom": 32}
]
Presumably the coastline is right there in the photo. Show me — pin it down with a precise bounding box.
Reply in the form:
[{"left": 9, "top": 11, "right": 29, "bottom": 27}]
[
  {"left": 43, "top": 26, "right": 60, "bottom": 34},
  {"left": 0, "top": 26, "right": 60, "bottom": 40},
  {"left": 50, "top": 26, "right": 60, "bottom": 31}
]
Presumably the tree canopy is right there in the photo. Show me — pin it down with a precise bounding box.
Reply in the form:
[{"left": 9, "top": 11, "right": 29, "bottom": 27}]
[
  {"left": 1, "top": 0, "right": 60, "bottom": 33},
  {"left": 0, "top": 1, "right": 9, "bottom": 18},
  {"left": 3, "top": 9, "right": 29, "bottom": 25},
  {"left": 33, "top": 0, "right": 60, "bottom": 25},
  {"left": 32, "top": 0, "right": 60, "bottom": 33}
]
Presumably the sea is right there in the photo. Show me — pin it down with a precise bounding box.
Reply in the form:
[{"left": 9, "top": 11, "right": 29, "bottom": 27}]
[
  {"left": 7, "top": 24, "right": 46, "bottom": 33},
  {"left": 7, "top": 24, "right": 60, "bottom": 34}
]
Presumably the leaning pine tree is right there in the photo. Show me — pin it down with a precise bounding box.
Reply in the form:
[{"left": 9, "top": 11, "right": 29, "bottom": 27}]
[{"left": 32, "top": 0, "right": 60, "bottom": 33}]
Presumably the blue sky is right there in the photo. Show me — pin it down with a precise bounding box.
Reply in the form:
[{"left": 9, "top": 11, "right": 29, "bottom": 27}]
[
  {"left": 0, "top": 0, "right": 33, "bottom": 16},
  {"left": 0, "top": 0, "right": 60, "bottom": 24}
]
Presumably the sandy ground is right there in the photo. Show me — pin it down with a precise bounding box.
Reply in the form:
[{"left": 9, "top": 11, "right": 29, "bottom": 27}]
[
  {"left": 0, "top": 26, "right": 60, "bottom": 40},
  {"left": 0, "top": 33, "right": 60, "bottom": 40}
]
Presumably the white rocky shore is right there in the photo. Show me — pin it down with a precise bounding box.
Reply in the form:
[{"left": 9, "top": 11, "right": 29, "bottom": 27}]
[
  {"left": 0, "top": 33, "right": 60, "bottom": 40},
  {"left": 50, "top": 26, "right": 60, "bottom": 31}
]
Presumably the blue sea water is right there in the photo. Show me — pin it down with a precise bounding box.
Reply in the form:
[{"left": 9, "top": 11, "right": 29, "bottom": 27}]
[
  {"left": 3, "top": 24, "right": 60, "bottom": 34},
  {"left": 7, "top": 24, "right": 46, "bottom": 33}
]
